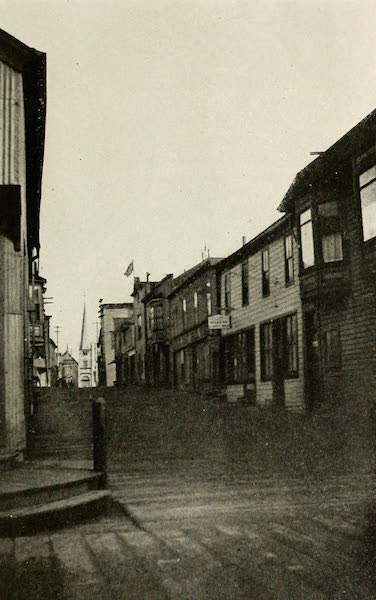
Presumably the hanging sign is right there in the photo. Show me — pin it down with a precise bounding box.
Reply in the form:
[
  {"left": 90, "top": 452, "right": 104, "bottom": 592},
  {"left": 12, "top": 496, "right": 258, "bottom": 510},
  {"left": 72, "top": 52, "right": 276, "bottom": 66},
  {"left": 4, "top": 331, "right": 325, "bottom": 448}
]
[{"left": 208, "top": 315, "right": 231, "bottom": 330}]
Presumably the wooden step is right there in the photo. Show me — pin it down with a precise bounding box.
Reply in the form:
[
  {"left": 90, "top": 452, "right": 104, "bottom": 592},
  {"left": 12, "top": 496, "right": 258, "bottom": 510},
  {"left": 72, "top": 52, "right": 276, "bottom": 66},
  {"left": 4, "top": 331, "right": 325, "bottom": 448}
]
[
  {"left": 0, "top": 472, "right": 102, "bottom": 511},
  {"left": 0, "top": 490, "right": 111, "bottom": 536}
]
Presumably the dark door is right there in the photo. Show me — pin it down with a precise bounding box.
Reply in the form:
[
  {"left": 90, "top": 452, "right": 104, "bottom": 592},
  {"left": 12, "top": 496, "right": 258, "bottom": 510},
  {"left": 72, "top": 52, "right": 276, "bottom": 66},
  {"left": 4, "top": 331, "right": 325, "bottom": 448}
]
[
  {"left": 304, "top": 311, "right": 321, "bottom": 412},
  {"left": 272, "top": 319, "right": 285, "bottom": 408}
]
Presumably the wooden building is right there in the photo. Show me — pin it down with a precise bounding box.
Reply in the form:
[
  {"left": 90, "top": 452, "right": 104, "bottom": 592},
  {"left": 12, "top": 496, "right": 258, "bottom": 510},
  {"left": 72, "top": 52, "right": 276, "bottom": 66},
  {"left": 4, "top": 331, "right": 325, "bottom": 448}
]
[
  {"left": 131, "top": 277, "right": 157, "bottom": 384},
  {"left": 98, "top": 302, "right": 133, "bottom": 386},
  {"left": 279, "top": 109, "right": 376, "bottom": 415},
  {"left": 114, "top": 317, "right": 136, "bottom": 386},
  {"left": 168, "top": 258, "right": 222, "bottom": 391},
  {"left": 218, "top": 218, "right": 304, "bottom": 409},
  {"left": 0, "top": 29, "right": 46, "bottom": 460},
  {"left": 143, "top": 274, "right": 173, "bottom": 386}
]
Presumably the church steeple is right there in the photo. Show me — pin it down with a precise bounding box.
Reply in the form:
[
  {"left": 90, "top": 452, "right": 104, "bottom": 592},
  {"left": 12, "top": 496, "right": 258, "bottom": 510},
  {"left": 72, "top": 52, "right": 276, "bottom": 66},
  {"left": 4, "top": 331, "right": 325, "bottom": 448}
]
[{"left": 79, "top": 303, "right": 90, "bottom": 351}]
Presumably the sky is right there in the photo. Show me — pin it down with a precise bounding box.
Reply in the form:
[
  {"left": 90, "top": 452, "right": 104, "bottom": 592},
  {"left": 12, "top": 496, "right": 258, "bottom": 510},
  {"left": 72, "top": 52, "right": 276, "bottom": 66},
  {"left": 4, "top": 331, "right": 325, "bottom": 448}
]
[{"left": 1, "top": 0, "right": 376, "bottom": 357}]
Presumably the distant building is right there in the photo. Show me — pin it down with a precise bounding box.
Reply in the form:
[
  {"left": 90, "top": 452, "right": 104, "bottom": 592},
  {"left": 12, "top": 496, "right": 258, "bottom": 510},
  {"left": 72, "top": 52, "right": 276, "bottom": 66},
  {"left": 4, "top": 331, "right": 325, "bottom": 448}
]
[
  {"left": 58, "top": 349, "right": 78, "bottom": 387},
  {"left": 143, "top": 274, "right": 174, "bottom": 386},
  {"left": 168, "top": 258, "right": 222, "bottom": 391},
  {"left": 114, "top": 317, "right": 136, "bottom": 385},
  {"left": 131, "top": 278, "right": 157, "bottom": 384},
  {"left": 98, "top": 303, "right": 133, "bottom": 386},
  {"left": 78, "top": 304, "right": 97, "bottom": 388},
  {"left": 0, "top": 29, "right": 46, "bottom": 460}
]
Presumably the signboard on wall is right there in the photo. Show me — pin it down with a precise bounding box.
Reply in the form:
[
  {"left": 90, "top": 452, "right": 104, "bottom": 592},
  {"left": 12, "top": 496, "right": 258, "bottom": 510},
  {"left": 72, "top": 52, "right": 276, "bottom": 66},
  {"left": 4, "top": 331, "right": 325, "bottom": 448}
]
[{"left": 208, "top": 315, "right": 231, "bottom": 330}]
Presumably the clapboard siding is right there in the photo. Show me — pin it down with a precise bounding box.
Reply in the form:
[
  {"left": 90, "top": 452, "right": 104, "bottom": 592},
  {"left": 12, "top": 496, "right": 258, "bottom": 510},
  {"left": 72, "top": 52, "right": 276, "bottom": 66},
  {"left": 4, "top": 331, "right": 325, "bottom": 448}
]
[
  {"left": 221, "top": 224, "right": 304, "bottom": 410},
  {"left": 0, "top": 62, "right": 27, "bottom": 453}
]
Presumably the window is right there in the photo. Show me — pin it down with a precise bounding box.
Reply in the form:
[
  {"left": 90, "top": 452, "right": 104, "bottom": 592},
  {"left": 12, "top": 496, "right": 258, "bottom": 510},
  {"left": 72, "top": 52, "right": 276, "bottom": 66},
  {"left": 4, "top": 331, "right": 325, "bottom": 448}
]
[
  {"left": 285, "top": 314, "right": 298, "bottom": 376},
  {"left": 182, "top": 298, "right": 187, "bottom": 329},
  {"left": 193, "top": 291, "right": 198, "bottom": 323},
  {"left": 359, "top": 165, "right": 376, "bottom": 241},
  {"left": 83, "top": 360, "right": 88, "bottom": 369},
  {"left": 149, "top": 306, "right": 155, "bottom": 331},
  {"left": 323, "top": 328, "right": 341, "bottom": 370},
  {"left": 260, "top": 321, "right": 273, "bottom": 380},
  {"left": 154, "top": 304, "right": 163, "bottom": 331},
  {"left": 318, "top": 202, "right": 343, "bottom": 263},
  {"left": 224, "top": 328, "right": 255, "bottom": 384},
  {"left": 224, "top": 273, "right": 231, "bottom": 309},
  {"left": 322, "top": 232, "right": 343, "bottom": 263},
  {"left": 261, "top": 249, "right": 270, "bottom": 297},
  {"left": 137, "top": 314, "right": 142, "bottom": 340},
  {"left": 180, "top": 349, "right": 185, "bottom": 381},
  {"left": 241, "top": 260, "right": 249, "bottom": 305},
  {"left": 206, "top": 291, "right": 212, "bottom": 316},
  {"left": 284, "top": 234, "right": 294, "bottom": 284},
  {"left": 300, "top": 209, "right": 315, "bottom": 268}
]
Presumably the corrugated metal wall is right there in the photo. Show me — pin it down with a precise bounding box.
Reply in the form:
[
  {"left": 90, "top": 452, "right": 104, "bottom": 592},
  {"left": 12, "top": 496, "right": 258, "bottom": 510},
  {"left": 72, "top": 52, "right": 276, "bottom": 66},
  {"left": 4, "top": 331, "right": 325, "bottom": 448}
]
[{"left": 0, "top": 61, "right": 27, "bottom": 454}]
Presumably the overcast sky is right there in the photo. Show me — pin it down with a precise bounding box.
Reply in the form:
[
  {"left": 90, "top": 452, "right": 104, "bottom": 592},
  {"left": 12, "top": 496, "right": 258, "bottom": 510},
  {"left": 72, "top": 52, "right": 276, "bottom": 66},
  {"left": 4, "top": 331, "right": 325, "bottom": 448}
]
[{"left": 1, "top": 0, "right": 375, "bottom": 357}]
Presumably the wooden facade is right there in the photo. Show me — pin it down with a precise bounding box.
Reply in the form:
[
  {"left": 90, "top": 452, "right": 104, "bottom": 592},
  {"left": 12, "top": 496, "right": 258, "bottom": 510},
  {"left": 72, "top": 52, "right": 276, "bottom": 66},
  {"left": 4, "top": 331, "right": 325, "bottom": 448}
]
[
  {"left": 219, "top": 218, "right": 304, "bottom": 409},
  {"left": 143, "top": 275, "right": 173, "bottom": 386},
  {"left": 279, "top": 109, "right": 376, "bottom": 416},
  {"left": 168, "top": 259, "right": 222, "bottom": 392},
  {"left": 0, "top": 30, "right": 46, "bottom": 458}
]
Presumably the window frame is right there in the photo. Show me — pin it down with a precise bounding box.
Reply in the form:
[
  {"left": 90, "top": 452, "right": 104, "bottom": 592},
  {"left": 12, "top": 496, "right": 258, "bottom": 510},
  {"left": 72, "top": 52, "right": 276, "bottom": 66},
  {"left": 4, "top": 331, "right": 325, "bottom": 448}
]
[
  {"left": 261, "top": 248, "right": 270, "bottom": 297},
  {"left": 358, "top": 164, "right": 376, "bottom": 243},
  {"left": 137, "top": 314, "right": 142, "bottom": 340},
  {"left": 241, "top": 260, "right": 249, "bottom": 306},
  {"left": 224, "top": 272, "right": 231, "bottom": 309},
  {"left": 182, "top": 298, "right": 187, "bottom": 329},
  {"left": 284, "top": 233, "right": 294, "bottom": 285},
  {"left": 285, "top": 313, "right": 299, "bottom": 378},
  {"left": 299, "top": 208, "right": 315, "bottom": 270},
  {"left": 260, "top": 321, "right": 273, "bottom": 381}
]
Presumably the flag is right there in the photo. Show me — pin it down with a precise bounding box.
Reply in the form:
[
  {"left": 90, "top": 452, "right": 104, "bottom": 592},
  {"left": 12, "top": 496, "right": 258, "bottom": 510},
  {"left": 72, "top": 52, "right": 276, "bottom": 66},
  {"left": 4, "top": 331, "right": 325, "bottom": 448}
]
[{"left": 124, "top": 260, "right": 134, "bottom": 277}]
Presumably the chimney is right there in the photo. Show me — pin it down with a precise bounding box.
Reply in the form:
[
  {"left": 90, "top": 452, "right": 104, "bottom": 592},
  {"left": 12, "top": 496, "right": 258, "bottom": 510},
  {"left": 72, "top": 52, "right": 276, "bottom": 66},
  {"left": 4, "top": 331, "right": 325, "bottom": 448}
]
[{"left": 242, "top": 236, "right": 246, "bottom": 246}]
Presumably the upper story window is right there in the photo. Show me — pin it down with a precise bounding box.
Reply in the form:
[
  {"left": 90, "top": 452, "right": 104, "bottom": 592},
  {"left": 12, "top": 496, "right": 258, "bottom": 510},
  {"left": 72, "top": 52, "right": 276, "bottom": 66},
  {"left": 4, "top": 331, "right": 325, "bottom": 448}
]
[
  {"left": 318, "top": 202, "right": 343, "bottom": 263},
  {"left": 359, "top": 165, "right": 376, "bottom": 241},
  {"left": 137, "top": 314, "right": 142, "bottom": 340},
  {"left": 149, "top": 306, "right": 155, "bottom": 332},
  {"left": 261, "top": 249, "right": 270, "bottom": 297},
  {"left": 206, "top": 282, "right": 212, "bottom": 316},
  {"left": 154, "top": 304, "right": 163, "bottom": 331},
  {"left": 241, "top": 260, "right": 249, "bottom": 306},
  {"left": 300, "top": 209, "right": 315, "bottom": 269},
  {"left": 182, "top": 298, "right": 187, "bottom": 329},
  {"left": 284, "top": 234, "right": 294, "bottom": 284},
  {"left": 224, "top": 273, "right": 231, "bottom": 309},
  {"left": 193, "top": 291, "right": 198, "bottom": 323}
]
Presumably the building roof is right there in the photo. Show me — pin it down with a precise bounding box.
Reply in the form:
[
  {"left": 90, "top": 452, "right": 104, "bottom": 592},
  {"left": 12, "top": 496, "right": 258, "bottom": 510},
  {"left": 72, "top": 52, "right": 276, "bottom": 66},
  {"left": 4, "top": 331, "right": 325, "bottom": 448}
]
[
  {"left": 278, "top": 107, "right": 376, "bottom": 213},
  {"left": 142, "top": 274, "right": 174, "bottom": 304},
  {"left": 79, "top": 304, "right": 90, "bottom": 351},
  {"left": 131, "top": 278, "right": 158, "bottom": 298},
  {"left": 59, "top": 350, "right": 78, "bottom": 364},
  {"left": 168, "top": 258, "right": 223, "bottom": 298},
  {"left": 100, "top": 302, "right": 133, "bottom": 310},
  {"left": 218, "top": 215, "right": 290, "bottom": 272},
  {"left": 0, "top": 29, "right": 47, "bottom": 252}
]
